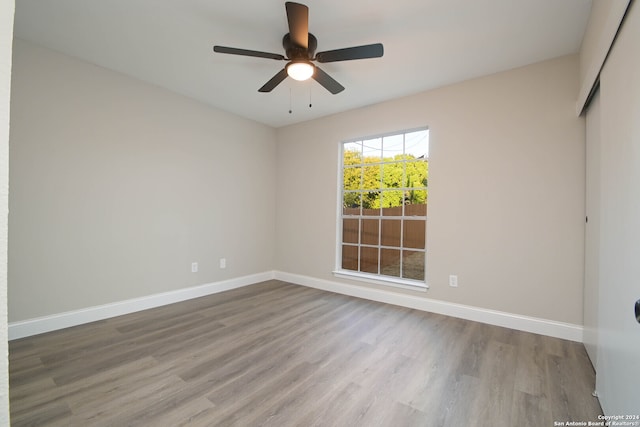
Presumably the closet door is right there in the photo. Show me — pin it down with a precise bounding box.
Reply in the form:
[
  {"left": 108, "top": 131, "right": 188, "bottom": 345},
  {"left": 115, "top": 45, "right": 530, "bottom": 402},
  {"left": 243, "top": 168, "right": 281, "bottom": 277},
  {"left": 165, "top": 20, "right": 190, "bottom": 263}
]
[
  {"left": 596, "top": 0, "right": 640, "bottom": 414},
  {"left": 583, "top": 89, "right": 600, "bottom": 368}
]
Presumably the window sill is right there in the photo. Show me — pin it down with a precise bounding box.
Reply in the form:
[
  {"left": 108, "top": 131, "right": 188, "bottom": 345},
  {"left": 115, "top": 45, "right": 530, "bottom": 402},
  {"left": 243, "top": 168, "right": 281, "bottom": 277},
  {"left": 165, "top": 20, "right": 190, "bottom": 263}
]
[{"left": 332, "top": 270, "right": 428, "bottom": 292}]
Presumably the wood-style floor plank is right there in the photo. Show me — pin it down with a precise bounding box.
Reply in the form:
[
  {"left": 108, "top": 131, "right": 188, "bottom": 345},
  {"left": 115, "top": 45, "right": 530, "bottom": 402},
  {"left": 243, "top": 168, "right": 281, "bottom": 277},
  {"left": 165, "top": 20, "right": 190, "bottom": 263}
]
[{"left": 9, "top": 280, "right": 602, "bottom": 426}]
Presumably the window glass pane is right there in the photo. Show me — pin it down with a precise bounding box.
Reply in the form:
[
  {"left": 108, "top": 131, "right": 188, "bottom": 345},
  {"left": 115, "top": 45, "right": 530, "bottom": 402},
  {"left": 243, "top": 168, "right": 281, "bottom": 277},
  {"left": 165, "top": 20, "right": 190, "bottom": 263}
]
[
  {"left": 405, "top": 189, "right": 427, "bottom": 216},
  {"left": 342, "top": 219, "right": 359, "bottom": 244},
  {"left": 402, "top": 250, "right": 425, "bottom": 281},
  {"left": 362, "top": 137, "right": 382, "bottom": 160},
  {"left": 361, "top": 219, "right": 379, "bottom": 245},
  {"left": 362, "top": 207, "right": 380, "bottom": 216},
  {"left": 405, "top": 202, "right": 426, "bottom": 217},
  {"left": 383, "top": 134, "right": 404, "bottom": 159},
  {"left": 381, "top": 163, "right": 404, "bottom": 193},
  {"left": 343, "top": 192, "right": 361, "bottom": 215},
  {"left": 381, "top": 219, "right": 401, "bottom": 247},
  {"left": 405, "top": 130, "right": 429, "bottom": 159},
  {"left": 382, "top": 206, "right": 403, "bottom": 216},
  {"left": 405, "top": 160, "right": 427, "bottom": 189},
  {"left": 342, "top": 245, "right": 358, "bottom": 271},
  {"left": 343, "top": 166, "right": 361, "bottom": 191},
  {"left": 381, "top": 190, "right": 403, "bottom": 215},
  {"left": 380, "top": 248, "right": 400, "bottom": 277},
  {"left": 360, "top": 246, "right": 379, "bottom": 274},
  {"left": 362, "top": 165, "right": 381, "bottom": 190},
  {"left": 343, "top": 142, "right": 362, "bottom": 165},
  {"left": 403, "top": 219, "right": 425, "bottom": 249}
]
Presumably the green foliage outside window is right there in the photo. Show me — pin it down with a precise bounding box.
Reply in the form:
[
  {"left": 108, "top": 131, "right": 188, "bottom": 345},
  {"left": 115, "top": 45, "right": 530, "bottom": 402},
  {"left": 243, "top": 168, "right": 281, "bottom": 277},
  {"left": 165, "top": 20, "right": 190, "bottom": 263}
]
[{"left": 343, "top": 151, "right": 428, "bottom": 210}]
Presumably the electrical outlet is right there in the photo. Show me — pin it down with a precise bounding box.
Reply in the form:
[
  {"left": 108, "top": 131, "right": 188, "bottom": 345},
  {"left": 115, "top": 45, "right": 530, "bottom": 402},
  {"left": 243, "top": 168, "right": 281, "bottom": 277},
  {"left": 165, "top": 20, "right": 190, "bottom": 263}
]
[
  {"left": 449, "top": 275, "right": 458, "bottom": 287},
  {"left": 219, "top": 258, "right": 226, "bottom": 269},
  {"left": 191, "top": 262, "right": 198, "bottom": 273}
]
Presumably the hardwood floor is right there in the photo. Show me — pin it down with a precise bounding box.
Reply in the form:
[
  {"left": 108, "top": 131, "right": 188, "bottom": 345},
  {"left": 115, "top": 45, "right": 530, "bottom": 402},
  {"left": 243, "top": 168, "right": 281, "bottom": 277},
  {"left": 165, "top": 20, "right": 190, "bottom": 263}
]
[{"left": 9, "top": 280, "right": 602, "bottom": 426}]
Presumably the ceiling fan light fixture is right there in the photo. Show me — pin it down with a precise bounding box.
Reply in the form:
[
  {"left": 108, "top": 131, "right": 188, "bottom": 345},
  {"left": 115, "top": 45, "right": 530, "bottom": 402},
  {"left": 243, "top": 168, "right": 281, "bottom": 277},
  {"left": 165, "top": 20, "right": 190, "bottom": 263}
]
[{"left": 286, "top": 61, "right": 315, "bottom": 81}]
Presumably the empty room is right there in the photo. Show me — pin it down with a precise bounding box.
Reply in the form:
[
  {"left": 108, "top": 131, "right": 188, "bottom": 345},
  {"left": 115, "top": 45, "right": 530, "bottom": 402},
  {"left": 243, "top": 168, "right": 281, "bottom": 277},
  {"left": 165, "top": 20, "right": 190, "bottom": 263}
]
[{"left": 1, "top": 0, "right": 639, "bottom": 425}]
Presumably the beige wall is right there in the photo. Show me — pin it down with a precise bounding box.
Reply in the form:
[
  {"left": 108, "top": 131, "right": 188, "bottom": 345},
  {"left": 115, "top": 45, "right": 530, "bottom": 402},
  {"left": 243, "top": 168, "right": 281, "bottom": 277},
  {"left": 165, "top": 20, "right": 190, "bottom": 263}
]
[
  {"left": 9, "top": 40, "right": 586, "bottom": 327},
  {"left": 276, "top": 55, "right": 585, "bottom": 324},
  {"left": 1, "top": 0, "right": 14, "bottom": 423},
  {"left": 9, "top": 39, "right": 277, "bottom": 321}
]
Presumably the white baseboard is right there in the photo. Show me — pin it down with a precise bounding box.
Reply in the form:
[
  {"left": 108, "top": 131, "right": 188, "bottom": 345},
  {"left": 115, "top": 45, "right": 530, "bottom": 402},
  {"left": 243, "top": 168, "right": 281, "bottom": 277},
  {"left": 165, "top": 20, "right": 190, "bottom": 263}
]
[
  {"left": 274, "top": 271, "right": 583, "bottom": 342},
  {"left": 9, "top": 270, "right": 583, "bottom": 343},
  {"left": 8, "top": 271, "right": 275, "bottom": 340}
]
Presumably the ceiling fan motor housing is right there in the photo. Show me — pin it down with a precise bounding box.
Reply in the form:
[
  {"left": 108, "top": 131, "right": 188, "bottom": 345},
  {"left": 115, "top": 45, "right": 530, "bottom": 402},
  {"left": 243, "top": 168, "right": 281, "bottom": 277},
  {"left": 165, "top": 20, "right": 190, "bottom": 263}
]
[{"left": 283, "top": 33, "right": 317, "bottom": 59}]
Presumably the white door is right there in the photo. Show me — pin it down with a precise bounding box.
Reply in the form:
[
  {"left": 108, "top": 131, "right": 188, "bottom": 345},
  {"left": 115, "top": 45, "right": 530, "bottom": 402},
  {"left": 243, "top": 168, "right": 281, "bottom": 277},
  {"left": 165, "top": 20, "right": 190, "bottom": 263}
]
[
  {"left": 596, "top": 0, "right": 640, "bottom": 415},
  {"left": 584, "top": 89, "right": 601, "bottom": 368}
]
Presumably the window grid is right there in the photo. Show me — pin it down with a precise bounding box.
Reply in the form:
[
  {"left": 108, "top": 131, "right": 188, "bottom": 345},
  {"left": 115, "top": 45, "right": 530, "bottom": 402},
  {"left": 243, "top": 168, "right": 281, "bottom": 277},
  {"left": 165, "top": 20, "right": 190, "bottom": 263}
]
[{"left": 339, "top": 128, "right": 428, "bottom": 285}]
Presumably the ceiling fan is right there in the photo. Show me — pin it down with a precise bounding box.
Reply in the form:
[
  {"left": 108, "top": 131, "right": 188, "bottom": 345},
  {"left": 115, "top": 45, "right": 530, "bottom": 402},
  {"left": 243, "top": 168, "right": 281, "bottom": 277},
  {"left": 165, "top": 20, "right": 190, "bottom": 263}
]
[{"left": 213, "top": 1, "right": 384, "bottom": 94}]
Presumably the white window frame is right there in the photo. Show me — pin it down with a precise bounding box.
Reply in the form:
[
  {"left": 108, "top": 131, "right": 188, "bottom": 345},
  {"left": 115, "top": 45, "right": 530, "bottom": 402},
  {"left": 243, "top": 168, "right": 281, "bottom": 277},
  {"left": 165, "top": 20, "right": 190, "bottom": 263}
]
[{"left": 334, "top": 127, "right": 429, "bottom": 291}]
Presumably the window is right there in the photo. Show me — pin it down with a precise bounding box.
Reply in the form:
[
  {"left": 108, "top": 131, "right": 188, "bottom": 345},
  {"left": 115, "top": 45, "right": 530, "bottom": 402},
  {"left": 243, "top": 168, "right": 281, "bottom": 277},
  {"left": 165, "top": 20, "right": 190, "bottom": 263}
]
[{"left": 337, "top": 128, "right": 429, "bottom": 289}]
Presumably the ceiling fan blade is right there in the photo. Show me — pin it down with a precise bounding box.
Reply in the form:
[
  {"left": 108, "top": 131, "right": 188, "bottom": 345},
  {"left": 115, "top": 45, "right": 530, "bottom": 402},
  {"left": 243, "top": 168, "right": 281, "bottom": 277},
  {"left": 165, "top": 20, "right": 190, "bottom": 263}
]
[
  {"left": 285, "top": 2, "right": 309, "bottom": 48},
  {"left": 312, "top": 66, "right": 345, "bottom": 94},
  {"left": 258, "top": 68, "right": 289, "bottom": 92},
  {"left": 214, "top": 46, "right": 285, "bottom": 61},
  {"left": 316, "top": 43, "right": 384, "bottom": 63}
]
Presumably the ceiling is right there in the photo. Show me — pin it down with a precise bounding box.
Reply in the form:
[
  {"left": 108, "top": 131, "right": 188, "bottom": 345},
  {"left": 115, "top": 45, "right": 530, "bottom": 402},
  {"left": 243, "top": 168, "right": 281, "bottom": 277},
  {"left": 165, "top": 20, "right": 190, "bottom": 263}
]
[{"left": 13, "top": 0, "right": 592, "bottom": 128}]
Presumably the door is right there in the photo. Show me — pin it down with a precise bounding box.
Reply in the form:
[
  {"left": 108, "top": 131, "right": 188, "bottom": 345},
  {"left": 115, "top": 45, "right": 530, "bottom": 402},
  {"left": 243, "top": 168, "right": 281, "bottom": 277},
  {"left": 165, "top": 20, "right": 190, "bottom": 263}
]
[
  {"left": 584, "top": 89, "right": 601, "bottom": 368},
  {"left": 595, "top": 0, "right": 640, "bottom": 414}
]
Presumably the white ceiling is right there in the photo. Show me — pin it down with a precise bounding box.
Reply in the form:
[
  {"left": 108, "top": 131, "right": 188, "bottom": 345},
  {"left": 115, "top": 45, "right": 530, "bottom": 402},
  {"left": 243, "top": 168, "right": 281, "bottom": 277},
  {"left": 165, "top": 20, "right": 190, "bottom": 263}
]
[{"left": 13, "top": 0, "right": 592, "bottom": 128}]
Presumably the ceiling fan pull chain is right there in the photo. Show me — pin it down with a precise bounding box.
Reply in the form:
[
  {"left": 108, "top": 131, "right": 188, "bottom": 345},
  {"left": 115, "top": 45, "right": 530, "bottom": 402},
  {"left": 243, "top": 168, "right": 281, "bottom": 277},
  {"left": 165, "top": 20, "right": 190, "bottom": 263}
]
[
  {"left": 289, "top": 88, "right": 293, "bottom": 114},
  {"left": 309, "top": 86, "right": 312, "bottom": 108}
]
